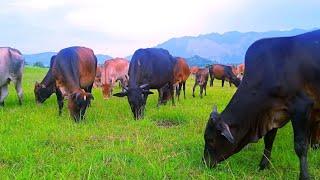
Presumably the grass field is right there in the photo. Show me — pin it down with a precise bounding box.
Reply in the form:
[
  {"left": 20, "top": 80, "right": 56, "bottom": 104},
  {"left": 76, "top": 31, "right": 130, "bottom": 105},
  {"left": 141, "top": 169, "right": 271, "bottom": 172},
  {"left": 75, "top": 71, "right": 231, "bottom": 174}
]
[{"left": 0, "top": 67, "right": 319, "bottom": 179}]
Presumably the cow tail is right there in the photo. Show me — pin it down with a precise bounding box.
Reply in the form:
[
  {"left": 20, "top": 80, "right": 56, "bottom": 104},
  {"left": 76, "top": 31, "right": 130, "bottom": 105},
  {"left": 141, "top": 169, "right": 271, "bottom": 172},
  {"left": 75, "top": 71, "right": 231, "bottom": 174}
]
[{"left": 310, "top": 122, "right": 320, "bottom": 149}]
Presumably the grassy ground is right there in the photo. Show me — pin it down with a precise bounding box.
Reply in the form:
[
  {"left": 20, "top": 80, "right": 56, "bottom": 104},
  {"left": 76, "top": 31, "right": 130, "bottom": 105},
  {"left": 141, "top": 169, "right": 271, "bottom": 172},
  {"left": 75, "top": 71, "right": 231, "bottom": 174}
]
[{"left": 0, "top": 67, "right": 319, "bottom": 179}]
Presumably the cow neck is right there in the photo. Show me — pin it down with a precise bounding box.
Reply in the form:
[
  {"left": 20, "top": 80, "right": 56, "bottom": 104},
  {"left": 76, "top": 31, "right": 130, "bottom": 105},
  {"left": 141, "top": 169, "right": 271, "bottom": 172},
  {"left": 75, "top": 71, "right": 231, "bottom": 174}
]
[
  {"left": 41, "top": 69, "right": 55, "bottom": 88},
  {"left": 220, "top": 89, "right": 263, "bottom": 149}
]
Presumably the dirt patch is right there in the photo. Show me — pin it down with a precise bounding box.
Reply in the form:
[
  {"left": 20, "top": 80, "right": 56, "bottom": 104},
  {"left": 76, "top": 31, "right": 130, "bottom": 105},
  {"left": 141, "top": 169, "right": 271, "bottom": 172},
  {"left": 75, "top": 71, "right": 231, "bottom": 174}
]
[{"left": 156, "top": 120, "right": 180, "bottom": 128}]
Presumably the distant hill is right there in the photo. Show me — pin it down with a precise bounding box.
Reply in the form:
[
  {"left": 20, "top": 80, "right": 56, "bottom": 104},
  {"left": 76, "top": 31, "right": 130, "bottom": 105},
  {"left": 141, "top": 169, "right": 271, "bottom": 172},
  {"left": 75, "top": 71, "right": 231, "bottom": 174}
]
[
  {"left": 24, "top": 52, "right": 112, "bottom": 67},
  {"left": 185, "top": 55, "right": 216, "bottom": 67},
  {"left": 95, "top": 54, "right": 113, "bottom": 64},
  {"left": 24, "top": 52, "right": 56, "bottom": 67},
  {"left": 156, "top": 28, "right": 315, "bottom": 64}
]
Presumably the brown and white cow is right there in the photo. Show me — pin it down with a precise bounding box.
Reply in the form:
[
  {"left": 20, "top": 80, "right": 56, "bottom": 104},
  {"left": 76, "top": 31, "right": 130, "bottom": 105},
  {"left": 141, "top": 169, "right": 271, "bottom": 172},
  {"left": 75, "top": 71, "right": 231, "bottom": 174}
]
[
  {"left": 0, "top": 47, "right": 24, "bottom": 106},
  {"left": 100, "top": 58, "right": 129, "bottom": 99},
  {"left": 51, "top": 46, "right": 97, "bottom": 121}
]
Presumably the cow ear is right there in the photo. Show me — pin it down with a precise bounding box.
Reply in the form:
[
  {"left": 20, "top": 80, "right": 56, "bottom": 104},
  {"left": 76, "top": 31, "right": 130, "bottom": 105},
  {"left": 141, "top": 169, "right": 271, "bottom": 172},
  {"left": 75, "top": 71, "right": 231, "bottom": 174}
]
[
  {"left": 113, "top": 91, "right": 128, "bottom": 97},
  {"left": 218, "top": 121, "right": 235, "bottom": 144}
]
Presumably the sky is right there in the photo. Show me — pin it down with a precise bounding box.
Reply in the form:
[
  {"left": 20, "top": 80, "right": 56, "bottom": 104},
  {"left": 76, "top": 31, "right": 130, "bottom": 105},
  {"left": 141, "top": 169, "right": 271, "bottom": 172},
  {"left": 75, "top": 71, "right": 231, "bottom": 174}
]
[{"left": 0, "top": 0, "right": 319, "bottom": 56}]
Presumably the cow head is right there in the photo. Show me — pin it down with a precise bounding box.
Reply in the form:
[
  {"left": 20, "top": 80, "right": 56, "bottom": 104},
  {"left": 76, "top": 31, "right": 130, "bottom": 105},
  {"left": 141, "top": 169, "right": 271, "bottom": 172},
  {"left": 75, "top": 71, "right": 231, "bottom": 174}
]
[
  {"left": 102, "top": 81, "right": 113, "bottom": 99},
  {"left": 196, "top": 72, "right": 207, "bottom": 86},
  {"left": 113, "top": 84, "right": 154, "bottom": 120},
  {"left": 68, "top": 90, "right": 94, "bottom": 122},
  {"left": 203, "top": 106, "right": 236, "bottom": 168},
  {"left": 34, "top": 81, "right": 53, "bottom": 103}
]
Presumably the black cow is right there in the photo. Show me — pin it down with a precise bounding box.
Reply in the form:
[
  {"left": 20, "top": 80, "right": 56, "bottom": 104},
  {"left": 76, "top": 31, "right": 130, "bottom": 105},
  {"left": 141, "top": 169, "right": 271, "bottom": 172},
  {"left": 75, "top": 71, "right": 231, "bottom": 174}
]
[
  {"left": 114, "top": 48, "right": 176, "bottom": 119},
  {"left": 203, "top": 30, "right": 320, "bottom": 179},
  {"left": 34, "top": 55, "right": 56, "bottom": 103}
]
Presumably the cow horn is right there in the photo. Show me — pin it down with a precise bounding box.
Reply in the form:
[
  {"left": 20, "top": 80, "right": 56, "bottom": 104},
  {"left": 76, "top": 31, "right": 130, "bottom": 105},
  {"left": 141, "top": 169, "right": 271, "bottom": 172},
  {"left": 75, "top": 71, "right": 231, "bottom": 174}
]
[
  {"left": 140, "top": 84, "right": 149, "bottom": 89},
  {"left": 220, "top": 122, "right": 235, "bottom": 144},
  {"left": 213, "top": 105, "right": 218, "bottom": 113}
]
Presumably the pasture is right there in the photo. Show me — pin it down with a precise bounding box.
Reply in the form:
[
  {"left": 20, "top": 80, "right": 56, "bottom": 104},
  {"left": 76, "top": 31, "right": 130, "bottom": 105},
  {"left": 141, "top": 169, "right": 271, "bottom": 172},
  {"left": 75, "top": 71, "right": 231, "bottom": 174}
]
[{"left": 0, "top": 67, "right": 319, "bottom": 179}]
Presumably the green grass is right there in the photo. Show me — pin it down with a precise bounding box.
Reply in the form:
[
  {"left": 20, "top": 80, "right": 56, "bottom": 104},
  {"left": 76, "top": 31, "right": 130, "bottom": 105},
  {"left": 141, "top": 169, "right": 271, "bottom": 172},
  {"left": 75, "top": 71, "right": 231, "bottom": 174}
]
[{"left": 0, "top": 67, "right": 319, "bottom": 179}]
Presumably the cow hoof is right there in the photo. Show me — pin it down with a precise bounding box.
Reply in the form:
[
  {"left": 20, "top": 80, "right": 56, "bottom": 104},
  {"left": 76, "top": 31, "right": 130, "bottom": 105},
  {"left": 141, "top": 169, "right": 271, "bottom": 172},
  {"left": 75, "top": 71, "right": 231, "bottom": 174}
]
[
  {"left": 192, "top": 95, "right": 195, "bottom": 98},
  {"left": 0, "top": 102, "right": 4, "bottom": 107},
  {"left": 259, "top": 158, "right": 269, "bottom": 170}
]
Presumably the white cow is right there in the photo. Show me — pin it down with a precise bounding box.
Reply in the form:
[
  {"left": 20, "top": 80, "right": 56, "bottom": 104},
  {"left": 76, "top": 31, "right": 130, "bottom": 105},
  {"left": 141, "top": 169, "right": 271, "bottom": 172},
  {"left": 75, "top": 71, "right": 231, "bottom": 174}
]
[{"left": 0, "top": 47, "right": 24, "bottom": 106}]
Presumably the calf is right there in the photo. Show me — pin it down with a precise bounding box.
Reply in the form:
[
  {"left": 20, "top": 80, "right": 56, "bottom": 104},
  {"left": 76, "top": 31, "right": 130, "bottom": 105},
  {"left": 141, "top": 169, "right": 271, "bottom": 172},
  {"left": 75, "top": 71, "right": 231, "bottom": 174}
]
[
  {"left": 208, "top": 64, "right": 240, "bottom": 87},
  {"left": 192, "top": 68, "right": 209, "bottom": 98},
  {"left": 52, "top": 46, "right": 96, "bottom": 121},
  {"left": 0, "top": 47, "right": 24, "bottom": 106}
]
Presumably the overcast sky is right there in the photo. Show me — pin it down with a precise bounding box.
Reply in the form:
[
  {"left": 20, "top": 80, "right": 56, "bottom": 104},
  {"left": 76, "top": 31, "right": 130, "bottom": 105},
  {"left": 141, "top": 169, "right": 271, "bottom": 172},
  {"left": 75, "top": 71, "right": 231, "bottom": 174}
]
[{"left": 0, "top": 0, "right": 319, "bottom": 56}]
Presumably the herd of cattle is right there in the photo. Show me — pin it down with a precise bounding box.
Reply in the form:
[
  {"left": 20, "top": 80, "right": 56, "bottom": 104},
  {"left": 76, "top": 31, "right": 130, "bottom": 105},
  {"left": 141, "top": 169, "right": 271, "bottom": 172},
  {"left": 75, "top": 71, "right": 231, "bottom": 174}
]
[{"left": 1, "top": 30, "right": 320, "bottom": 179}]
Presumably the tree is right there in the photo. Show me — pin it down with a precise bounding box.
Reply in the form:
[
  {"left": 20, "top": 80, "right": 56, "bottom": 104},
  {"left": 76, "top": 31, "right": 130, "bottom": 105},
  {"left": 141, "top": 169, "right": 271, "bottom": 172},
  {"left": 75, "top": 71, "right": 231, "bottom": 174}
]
[{"left": 33, "top": 61, "right": 45, "bottom": 68}]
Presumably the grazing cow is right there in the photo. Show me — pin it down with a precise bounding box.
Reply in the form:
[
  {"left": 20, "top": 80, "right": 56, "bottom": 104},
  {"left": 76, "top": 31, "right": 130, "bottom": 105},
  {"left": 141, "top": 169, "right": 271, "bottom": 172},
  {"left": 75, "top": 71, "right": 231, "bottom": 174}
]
[
  {"left": 203, "top": 30, "right": 320, "bottom": 179},
  {"left": 100, "top": 58, "right": 129, "bottom": 99},
  {"left": 93, "top": 65, "right": 102, "bottom": 88},
  {"left": 208, "top": 64, "right": 240, "bottom": 87},
  {"left": 0, "top": 47, "right": 24, "bottom": 106},
  {"left": 51, "top": 46, "right": 96, "bottom": 121},
  {"left": 113, "top": 48, "right": 176, "bottom": 120},
  {"left": 192, "top": 68, "right": 209, "bottom": 98},
  {"left": 34, "top": 55, "right": 56, "bottom": 103}
]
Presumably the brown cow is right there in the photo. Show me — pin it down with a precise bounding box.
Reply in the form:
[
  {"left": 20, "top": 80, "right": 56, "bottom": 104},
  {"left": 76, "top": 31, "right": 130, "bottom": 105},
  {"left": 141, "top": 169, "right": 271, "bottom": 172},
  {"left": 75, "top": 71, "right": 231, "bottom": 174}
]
[
  {"left": 52, "top": 46, "right": 96, "bottom": 122},
  {"left": 100, "top": 58, "right": 129, "bottom": 99},
  {"left": 158, "top": 57, "right": 190, "bottom": 104},
  {"left": 192, "top": 68, "right": 209, "bottom": 98},
  {"left": 173, "top": 57, "right": 190, "bottom": 100},
  {"left": 208, "top": 64, "right": 240, "bottom": 87}
]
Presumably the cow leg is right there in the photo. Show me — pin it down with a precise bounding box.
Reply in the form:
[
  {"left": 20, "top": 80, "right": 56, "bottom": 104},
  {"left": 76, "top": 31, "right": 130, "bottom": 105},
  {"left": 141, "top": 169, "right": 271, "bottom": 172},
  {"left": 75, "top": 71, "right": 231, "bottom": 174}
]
[
  {"left": 0, "top": 85, "right": 8, "bottom": 107},
  {"left": 176, "top": 84, "right": 181, "bottom": 101},
  {"left": 229, "top": 81, "right": 232, "bottom": 87},
  {"left": 290, "top": 93, "right": 312, "bottom": 180},
  {"left": 14, "top": 77, "right": 23, "bottom": 105},
  {"left": 157, "top": 89, "right": 162, "bottom": 107},
  {"left": 222, "top": 79, "right": 225, "bottom": 87},
  {"left": 192, "top": 81, "right": 197, "bottom": 97},
  {"left": 209, "top": 73, "right": 213, "bottom": 87},
  {"left": 170, "top": 84, "right": 175, "bottom": 106},
  {"left": 204, "top": 82, "right": 207, "bottom": 96},
  {"left": 56, "top": 88, "right": 64, "bottom": 116},
  {"left": 200, "top": 85, "right": 204, "bottom": 98},
  {"left": 259, "top": 128, "right": 278, "bottom": 170},
  {"left": 183, "top": 82, "right": 186, "bottom": 99}
]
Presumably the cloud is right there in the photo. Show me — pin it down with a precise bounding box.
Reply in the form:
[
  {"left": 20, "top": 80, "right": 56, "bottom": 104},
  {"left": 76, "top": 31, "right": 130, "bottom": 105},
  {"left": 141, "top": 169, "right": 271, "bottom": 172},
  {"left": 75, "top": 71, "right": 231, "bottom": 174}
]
[{"left": 0, "top": 0, "right": 319, "bottom": 56}]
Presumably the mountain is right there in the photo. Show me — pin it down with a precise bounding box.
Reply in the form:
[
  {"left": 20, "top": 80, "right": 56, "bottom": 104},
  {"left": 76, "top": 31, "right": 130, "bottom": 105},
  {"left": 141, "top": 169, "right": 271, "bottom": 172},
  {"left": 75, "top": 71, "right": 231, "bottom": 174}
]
[
  {"left": 156, "top": 28, "right": 315, "bottom": 64},
  {"left": 185, "top": 55, "right": 216, "bottom": 67},
  {"left": 24, "top": 52, "right": 112, "bottom": 67},
  {"left": 95, "top": 54, "right": 113, "bottom": 64}
]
